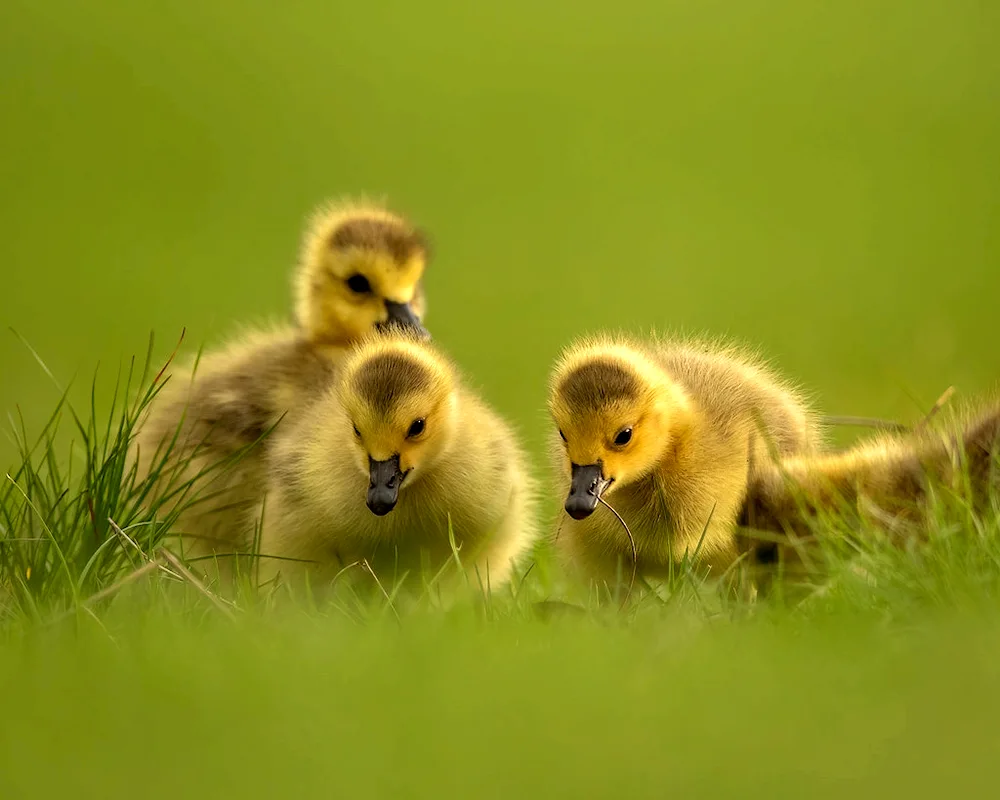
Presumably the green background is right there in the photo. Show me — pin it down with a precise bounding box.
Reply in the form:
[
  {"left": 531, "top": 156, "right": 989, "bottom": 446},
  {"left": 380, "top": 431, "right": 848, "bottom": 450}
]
[
  {"left": 2, "top": 0, "right": 998, "bottom": 465},
  {"left": 2, "top": 3, "right": 1000, "bottom": 797}
]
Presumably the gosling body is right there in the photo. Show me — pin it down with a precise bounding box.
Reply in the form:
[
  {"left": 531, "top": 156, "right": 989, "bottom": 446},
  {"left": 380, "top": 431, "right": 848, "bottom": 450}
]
[
  {"left": 132, "top": 200, "right": 431, "bottom": 573},
  {"left": 742, "top": 399, "right": 1000, "bottom": 540},
  {"left": 257, "top": 333, "right": 538, "bottom": 590},
  {"left": 132, "top": 328, "right": 338, "bottom": 563},
  {"left": 547, "top": 334, "right": 822, "bottom": 584}
]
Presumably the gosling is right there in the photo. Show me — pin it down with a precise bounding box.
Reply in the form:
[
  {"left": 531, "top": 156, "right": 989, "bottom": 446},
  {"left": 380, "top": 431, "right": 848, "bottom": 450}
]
[
  {"left": 256, "top": 331, "right": 539, "bottom": 592},
  {"left": 742, "top": 398, "right": 1000, "bottom": 542},
  {"left": 546, "top": 334, "right": 822, "bottom": 585},
  {"left": 132, "top": 199, "right": 431, "bottom": 574}
]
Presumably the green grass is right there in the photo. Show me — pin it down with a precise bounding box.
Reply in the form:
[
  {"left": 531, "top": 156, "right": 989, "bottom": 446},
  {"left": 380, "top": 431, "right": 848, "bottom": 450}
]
[
  {"left": 2, "top": 354, "right": 1000, "bottom": 797},
  {"left": 3, "top": 0, "right": 1000, "bottom": 796},
  {"left": 6, "top": 611, "right": 1000, "bottom": 798}
]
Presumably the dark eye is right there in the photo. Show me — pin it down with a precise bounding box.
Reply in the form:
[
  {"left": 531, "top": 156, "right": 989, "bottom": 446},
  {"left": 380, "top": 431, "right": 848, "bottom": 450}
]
[
  {"left": 346, "top": 274, "right": 371, "bottom": 294},
  {"left": 353, "top": 425, "right": 361, "bottom": 438},
  {"left": 407, "top": 418, "right": 426, "bottom": 438},
  {"left": 559, "top": 429, "right": 567, "bottom": 443},
  {"left": 614, "top": 428, "right": 633, "bottom": 446}
]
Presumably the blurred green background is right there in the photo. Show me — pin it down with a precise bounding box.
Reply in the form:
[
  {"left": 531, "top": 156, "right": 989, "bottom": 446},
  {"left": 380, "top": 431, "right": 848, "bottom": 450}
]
[
  {"left": 2, "top": 3, "right": 1000, "bottom": 796},
  {"left": 2, "top": 0, "right": 998, "bottom": 466}
]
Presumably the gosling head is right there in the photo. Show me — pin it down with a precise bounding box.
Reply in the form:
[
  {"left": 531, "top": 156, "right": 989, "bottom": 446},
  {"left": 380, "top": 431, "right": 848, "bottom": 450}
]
[
  {"left": 548, "top": 339, "right": 689, "bottom": 521},
  {"left": 339, "top": 333, "right": 458, "bottom": 516},
  {"left": 295, "top": 200, "right": 430, "bottom": 346}
]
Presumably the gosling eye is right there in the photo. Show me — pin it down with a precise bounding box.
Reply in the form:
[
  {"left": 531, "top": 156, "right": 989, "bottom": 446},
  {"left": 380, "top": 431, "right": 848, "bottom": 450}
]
[
  {"left": 613, "top": 428, "right": 633, "bottom": 447},
  {"left": 346, "top": 274, "right": 371, "bottom": 294},
  {"left": 353, "top": 425, "right": 361, "bottom": 439},
  {"left": 407, "top": 418, "right": 426, "bottom": 439},
  {"left": 558, "top": 429, "right": 567, "bottom": 443}
]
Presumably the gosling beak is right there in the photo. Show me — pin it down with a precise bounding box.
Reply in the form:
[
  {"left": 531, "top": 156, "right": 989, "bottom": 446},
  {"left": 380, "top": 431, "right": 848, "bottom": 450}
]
[
  {"left": 367, "top": 455, "right": 407, "bottom": 516},
  {"left": 378, "top": 300, "right": 430, "bottom": 340},
  {"left": 565, "top": 463, "right": 613, "bottom": 520}
]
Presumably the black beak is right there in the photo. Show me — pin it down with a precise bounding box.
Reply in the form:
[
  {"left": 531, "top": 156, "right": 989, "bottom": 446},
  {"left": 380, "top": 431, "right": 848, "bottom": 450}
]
[
  {"left": 378, "top": 300, "right": 430, "bottom": 340},
  {"left": 565, "top": 463, "right": 612, "bottom": 520},
  {"left": 367, "top": 455, "right": 406, "bottom": 516}
]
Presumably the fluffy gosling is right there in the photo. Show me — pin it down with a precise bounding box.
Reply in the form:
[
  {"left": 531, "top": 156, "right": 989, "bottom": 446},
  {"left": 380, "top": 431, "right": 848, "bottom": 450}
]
[
  {"left": 132, "top": 199, "right": 432, "bottom": 574},
  {"left": 742, "top": 399, "right": 1000, "bottom": 541},
  {"left": 256, "top": 332, "right": 538, "bottom": 591},
  {"left": 546, "top": 334, "right": 821, "bottom": 585}
]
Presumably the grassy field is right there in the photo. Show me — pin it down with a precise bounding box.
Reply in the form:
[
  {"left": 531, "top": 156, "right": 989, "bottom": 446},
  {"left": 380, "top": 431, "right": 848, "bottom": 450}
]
[
  {"left": 2, "top": 0, "right": 1000, "bottom": 796},
  {"left": 4, "top": 610, "right": 1000, "bottom": 797}
]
